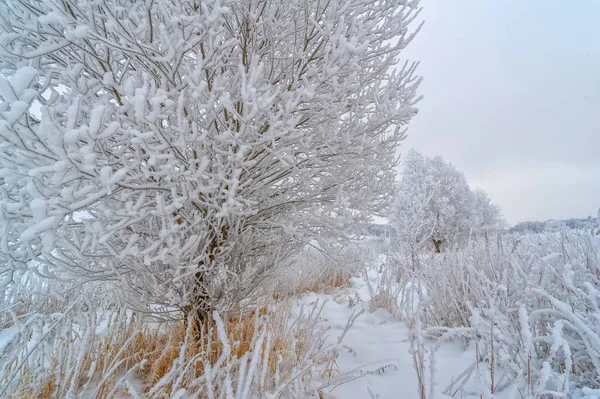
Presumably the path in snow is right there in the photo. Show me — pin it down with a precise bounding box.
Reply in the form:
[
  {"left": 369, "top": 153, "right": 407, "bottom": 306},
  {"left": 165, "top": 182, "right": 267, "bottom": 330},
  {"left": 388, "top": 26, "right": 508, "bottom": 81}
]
[{"left": 293, "top": 272, "right": 510, "bottom": 399}]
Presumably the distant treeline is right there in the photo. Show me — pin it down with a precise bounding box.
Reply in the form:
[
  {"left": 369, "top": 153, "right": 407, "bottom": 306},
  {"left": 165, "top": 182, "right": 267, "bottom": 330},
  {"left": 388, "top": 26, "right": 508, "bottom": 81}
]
[
  {"left": 357, "top": 224, "right": 396, "bottom": 238},
  {"left": 510, "top": 215, "right": 600, "bottom": 234},
  {"left": 361, "top": 215, "right": 600, "bottom": 239}
]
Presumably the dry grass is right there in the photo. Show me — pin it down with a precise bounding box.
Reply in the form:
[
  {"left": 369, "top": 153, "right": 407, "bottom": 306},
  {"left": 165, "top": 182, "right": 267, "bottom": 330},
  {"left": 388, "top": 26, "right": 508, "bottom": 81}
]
[
  {"left": 369, "top": 290, "right": 397, "bottom": 314},
  {"left": 5, "top": 302, "right": 327, "bottom": 398},
  {"left": 290, "top": 267, "right": 352, "bottom": 297},
  {"left": 7, "top": 363, "right": 57, "bottom": 399},
  {"left": 271, "top": 243, "right": 370, "bottom": 300}
]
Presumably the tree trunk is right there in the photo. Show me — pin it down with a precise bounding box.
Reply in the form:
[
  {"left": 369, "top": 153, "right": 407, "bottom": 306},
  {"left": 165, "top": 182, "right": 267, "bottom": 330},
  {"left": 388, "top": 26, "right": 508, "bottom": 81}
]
[
  {"left": 185, "top": 224, "right": 229, "bottom": 340},
  {"left": 187, "top": 269, "right": 214, "bottom": 339},
  {"left": 432, "top": 238, "right": 442, "bottom": 253}
]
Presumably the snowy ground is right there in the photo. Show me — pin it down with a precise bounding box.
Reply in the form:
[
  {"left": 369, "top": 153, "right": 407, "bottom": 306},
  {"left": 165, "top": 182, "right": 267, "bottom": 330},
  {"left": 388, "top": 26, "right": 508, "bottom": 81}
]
[{"left": 294, "top": 272, "right": 512, "bottom": 399}]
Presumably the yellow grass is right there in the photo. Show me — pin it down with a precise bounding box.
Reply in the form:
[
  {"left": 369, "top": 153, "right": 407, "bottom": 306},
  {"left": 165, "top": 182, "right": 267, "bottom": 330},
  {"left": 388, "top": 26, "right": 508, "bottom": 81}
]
[
  {"left": 6, "top": 303, "right": 330, "bottom": 398},
  {"left": 291, "top": 267, "right": 352, "bottom": 297}
]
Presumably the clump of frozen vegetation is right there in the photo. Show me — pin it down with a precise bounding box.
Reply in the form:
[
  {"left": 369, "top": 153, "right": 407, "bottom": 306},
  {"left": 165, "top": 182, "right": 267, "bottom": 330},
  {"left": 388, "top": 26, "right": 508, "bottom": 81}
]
[
  {"left": 0, "top": 0, "right": 423, "bottom": 396},
  {"left": 396, "top": 231, "right": 600, "bottom": 398}
]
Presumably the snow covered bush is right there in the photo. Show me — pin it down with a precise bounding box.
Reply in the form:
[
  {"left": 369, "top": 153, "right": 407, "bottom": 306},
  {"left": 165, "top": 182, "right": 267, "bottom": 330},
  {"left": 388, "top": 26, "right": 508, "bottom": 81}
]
[{"left": 0, "top": 0, "right": 422, "bottom": 328}]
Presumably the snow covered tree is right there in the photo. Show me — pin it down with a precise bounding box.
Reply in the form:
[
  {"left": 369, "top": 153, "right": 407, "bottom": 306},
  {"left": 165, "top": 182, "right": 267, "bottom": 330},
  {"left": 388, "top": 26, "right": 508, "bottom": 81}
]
[
  {"left": 472, "top": 188, "right": 505, "bottom": 235},
  {"left": 425, "top": 154, "right": 476, "bottom": 250},
  {"left": 392, "top": 150, "right": 502, "bottom": 253},
  {"left": 0, "top": 0, "right": 422, "bottom": 326},
  {"left": 390, "top": 150, "right": 436, "bottom": 261}
]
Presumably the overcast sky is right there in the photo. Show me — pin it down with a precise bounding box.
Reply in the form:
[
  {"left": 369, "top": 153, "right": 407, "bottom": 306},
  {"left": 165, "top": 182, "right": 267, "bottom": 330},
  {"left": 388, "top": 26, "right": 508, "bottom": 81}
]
[{"left": 402, "top": 0, "right": 600, "bottom": 225}]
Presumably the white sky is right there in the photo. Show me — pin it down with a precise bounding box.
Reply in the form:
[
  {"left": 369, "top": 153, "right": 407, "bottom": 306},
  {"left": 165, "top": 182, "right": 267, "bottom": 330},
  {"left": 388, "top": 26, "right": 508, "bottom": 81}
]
[{"left": 402, "top": 0, "right": 600, "bottom": 224}]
